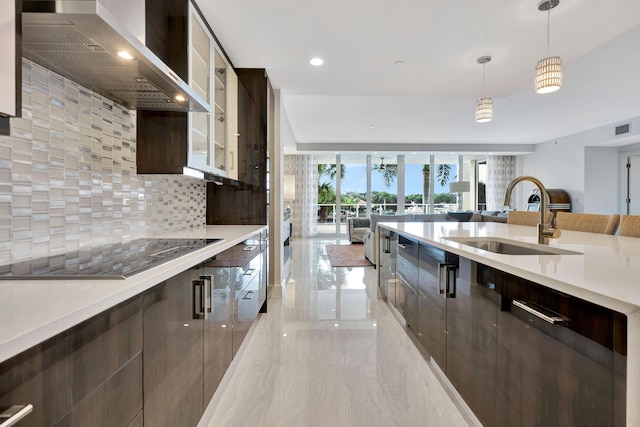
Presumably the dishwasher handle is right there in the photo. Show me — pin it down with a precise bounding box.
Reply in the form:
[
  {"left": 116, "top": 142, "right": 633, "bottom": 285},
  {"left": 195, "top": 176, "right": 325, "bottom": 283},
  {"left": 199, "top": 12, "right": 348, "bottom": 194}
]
[
  {"left": 0, "top": 404, "right": 33, "bottom": 427},
  {"left": 513, "top": 300, "right": 569, "bottom": 325}
]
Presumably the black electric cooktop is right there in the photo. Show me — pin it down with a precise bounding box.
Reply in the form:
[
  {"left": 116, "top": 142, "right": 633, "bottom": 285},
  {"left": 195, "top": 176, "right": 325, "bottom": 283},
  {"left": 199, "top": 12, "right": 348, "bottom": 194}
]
[{"left": 0, "top": 238, "right": 223, "bottom": 280}]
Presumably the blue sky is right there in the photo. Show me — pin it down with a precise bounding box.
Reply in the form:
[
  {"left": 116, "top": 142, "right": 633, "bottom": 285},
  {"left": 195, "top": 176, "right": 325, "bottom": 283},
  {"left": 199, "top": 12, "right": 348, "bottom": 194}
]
[{"left": 332, "top": 164, "right": 458, "bottom": 195}]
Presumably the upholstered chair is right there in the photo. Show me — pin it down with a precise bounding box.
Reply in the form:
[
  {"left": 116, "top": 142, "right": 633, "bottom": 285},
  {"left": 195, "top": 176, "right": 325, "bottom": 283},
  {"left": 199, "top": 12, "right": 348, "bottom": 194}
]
[
  {"left": 619, "top": 215, "right": 640, "bottom": 237},
  {"left": 555, "top": 212, "right": 620, "bottom": 235},
  {"left": 507, "top": 210, "right": 553, "bottom": 227}
]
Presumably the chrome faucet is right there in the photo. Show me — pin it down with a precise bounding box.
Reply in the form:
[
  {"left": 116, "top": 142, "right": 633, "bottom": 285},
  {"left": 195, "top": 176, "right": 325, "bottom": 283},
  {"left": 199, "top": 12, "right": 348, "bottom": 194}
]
[{"left": 503, "top": 176, "right": 561, "bottom": 245}]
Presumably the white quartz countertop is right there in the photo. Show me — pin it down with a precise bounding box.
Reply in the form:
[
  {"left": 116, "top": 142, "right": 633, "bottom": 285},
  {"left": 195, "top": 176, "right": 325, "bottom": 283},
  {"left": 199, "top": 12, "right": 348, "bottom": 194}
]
[
  {"left": 0, "top": 225, "right": 266, "bottom": 364},
  {"left": 379, "top": 221, "right": 640, "bottom": 315}
]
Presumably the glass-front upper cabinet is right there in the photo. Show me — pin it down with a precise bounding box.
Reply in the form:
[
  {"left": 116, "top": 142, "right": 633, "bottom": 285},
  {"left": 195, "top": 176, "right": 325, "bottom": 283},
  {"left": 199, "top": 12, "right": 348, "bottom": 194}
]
[
  {"left": 189, "top": 8, "right": 211, "bottom": 171},
  {"left": 188, "top": 4, "right": 237, "bottom": 177}
]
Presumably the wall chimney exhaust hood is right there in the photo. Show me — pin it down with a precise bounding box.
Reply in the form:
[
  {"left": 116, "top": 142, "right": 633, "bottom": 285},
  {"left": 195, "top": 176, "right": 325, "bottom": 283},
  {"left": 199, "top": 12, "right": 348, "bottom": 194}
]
[{"left": 21, "top": 0, "right": 209, "bottom": 112}]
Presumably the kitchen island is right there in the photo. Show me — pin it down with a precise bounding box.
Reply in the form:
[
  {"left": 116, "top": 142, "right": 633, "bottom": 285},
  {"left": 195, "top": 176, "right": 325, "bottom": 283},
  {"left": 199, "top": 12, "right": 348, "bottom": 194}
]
[{"left": 377, "top": 221, "right": 640, "bottom": 426}]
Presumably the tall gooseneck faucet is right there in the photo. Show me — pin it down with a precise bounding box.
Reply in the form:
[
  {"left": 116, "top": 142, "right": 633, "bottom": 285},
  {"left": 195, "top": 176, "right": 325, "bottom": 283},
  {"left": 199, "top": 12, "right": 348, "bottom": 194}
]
[{"left": 503, "top": 176, "right": 561, "bottom": 244}]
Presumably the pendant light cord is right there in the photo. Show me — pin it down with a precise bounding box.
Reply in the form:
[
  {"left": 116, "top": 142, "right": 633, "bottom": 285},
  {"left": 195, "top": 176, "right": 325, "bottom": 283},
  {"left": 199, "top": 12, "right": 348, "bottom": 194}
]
[
  {"left": 547, "top": 3, "right": 551, "bottom": 57},
  {"left": 482, "top": 62, "right": 486, "bottom": 98}
]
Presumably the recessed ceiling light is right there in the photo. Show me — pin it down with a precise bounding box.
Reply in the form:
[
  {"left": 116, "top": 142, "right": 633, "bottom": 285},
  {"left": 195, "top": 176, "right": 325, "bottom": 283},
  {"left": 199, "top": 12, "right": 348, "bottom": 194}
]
[
  {"left": 175, "top": 94, "right": 186, "bottom": 102},
  {"left": 117, "top": 51, "right": 135, "bottom": 60},
  {"left": 369, "top": 124, "right": 375, "bottom": 128},
  {"left": 394, "top": 60, "right": 405, "bottom": 66},
  {"left": 310, "top": 57, "right": 324, "bottom": 66}
]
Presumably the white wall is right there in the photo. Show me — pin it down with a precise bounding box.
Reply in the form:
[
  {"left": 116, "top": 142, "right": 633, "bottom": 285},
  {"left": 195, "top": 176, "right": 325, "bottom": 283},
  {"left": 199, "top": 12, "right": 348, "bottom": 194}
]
[
  {"left": 520, "top": 116, "right": 640, "bottom": 214},
  {"left": 584, "top": 147, "right": 619, "bottom": 214},
  {"left": 619, "top": 143, "right": 640, "bottom": 214}
]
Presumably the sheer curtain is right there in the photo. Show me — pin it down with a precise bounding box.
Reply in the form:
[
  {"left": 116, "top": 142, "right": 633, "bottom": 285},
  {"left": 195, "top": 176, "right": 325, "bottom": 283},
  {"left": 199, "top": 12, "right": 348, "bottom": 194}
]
[
  {"left": 284, "top": 155, "right": 318, "bottom": 238},
  {"left": 486, "top": 155, "right": 516, "bottom": 211}
]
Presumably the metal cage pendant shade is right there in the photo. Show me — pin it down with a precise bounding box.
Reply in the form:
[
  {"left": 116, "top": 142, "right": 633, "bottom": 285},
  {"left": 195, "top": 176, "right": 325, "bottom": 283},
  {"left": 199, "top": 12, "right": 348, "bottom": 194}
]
[
  {"left": 535, "top": 0, "right": 563, "bottom": 93},
  {"left": 475, "top": 56, "right": 492, "bottom": 123}
]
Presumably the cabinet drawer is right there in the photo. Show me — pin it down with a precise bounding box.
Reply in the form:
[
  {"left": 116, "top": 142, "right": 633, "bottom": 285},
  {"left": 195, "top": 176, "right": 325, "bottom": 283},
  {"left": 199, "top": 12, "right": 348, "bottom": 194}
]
[
  {"left": 397, "top": 235, "right": 419, "bottom": 292},
  {"left": 396, "top": 276, "right": 419, "bottom": 333},
  {"left": 240, "top": 254, "right": 262, "bottom": 289},
  {"left": 0, "top": 296, "right": 143, "bottom": 426},
  {"left": 52, "top": 353, "right": 142, "bottom": 427}
]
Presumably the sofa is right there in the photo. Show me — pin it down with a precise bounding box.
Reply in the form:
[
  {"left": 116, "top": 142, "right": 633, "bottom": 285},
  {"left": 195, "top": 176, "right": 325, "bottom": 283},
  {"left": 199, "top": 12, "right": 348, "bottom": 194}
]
[{"left": 354, "top": 211, "right": 508, "bottom": 264}]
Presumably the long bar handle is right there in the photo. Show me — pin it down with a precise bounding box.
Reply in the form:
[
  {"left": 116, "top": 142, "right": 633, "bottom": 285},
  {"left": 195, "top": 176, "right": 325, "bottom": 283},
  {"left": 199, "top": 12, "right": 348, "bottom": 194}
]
[
  {"left": 445, "top": 264, "right": 457, "bottom": 298},
  {"left": 192, "top": 279, "right": 206, "bottom": 320},
  {"left": 437, "top": 263, "right": 457, "bottom": 297},
  {"left": 200, "top": 275, "right": 213, "bottom": 314},
  {"left": 513, "top": 300, "right": 568, "bottom": 325},
  {"left": 383, "top": 236, "right": 391, "bottom": 253},
  {"left": 0, "top": 404, "right": 33, "bottom": 427}
]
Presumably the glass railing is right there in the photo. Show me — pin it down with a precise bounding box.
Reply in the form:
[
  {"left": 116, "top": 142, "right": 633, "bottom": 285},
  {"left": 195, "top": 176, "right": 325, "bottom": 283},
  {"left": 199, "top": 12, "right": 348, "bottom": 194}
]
[{"left": 316, "top": 203, "right": 459, "bottom": 223}]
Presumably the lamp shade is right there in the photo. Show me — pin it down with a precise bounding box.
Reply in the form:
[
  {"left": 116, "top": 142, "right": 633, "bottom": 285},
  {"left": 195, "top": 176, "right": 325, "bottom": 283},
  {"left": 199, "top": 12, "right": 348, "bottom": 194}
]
[
  {"left": 535, "top": 56, "right": 563, "bottom": 93},
  {"left": 475, "top": 98, "right": 493, "bottom": 123},
  {"left": 449, "top": 181, "right": 470, "bottom": 193},
  {"left": 284, "top": 175, "right": 296, "bottom": 200}
]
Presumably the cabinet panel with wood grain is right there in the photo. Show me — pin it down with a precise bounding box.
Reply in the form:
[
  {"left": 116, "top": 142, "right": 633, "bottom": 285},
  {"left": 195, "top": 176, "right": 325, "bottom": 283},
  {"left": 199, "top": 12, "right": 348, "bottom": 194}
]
[{"left": 0, "top": 296, "right": 143, "bottom": 427}]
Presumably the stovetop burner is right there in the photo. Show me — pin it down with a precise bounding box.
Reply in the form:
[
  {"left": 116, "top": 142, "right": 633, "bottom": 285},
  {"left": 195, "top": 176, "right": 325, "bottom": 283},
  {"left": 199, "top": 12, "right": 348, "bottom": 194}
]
[{"left": 0, "top": 238, "right": 222, "bottom": 280}]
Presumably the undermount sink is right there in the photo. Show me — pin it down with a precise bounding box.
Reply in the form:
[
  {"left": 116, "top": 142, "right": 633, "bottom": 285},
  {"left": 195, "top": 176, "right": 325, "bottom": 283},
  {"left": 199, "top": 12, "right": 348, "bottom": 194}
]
[{"left": 443, "top": 237, "right": 582, "bottom": 256}]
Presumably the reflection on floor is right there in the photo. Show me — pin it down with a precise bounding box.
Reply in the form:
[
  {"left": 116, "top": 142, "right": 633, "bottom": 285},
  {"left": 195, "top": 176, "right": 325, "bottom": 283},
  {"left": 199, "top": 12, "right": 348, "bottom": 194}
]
[{"left": 200, "top": 238, "right": 471, "bottom": 427}]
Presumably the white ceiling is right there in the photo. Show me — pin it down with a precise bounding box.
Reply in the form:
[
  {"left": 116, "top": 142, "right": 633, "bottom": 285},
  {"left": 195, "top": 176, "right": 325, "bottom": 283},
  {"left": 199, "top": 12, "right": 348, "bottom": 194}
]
[{"left": 199, "top": 0, "right": 640, "bottom": 153}]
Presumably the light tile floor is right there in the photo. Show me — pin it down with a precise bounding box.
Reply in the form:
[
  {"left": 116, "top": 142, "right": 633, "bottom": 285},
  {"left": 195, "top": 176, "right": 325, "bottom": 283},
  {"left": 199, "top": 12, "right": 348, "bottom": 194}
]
[{"left": 200, "top": 238, "right": 471, "bottom": 427}]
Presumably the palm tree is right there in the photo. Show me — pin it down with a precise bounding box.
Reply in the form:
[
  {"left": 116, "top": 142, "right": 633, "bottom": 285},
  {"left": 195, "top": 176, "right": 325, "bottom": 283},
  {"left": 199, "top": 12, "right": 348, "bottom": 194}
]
[
  {"left": 317, "top": 164, "right": 345, "bottom": 222},
  {"left": 422, "top": 164, "right": 452, "bottom": 212}
]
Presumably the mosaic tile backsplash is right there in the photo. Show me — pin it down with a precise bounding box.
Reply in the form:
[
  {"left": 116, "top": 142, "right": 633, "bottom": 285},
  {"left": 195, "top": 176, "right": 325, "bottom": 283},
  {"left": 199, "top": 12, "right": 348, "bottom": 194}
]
[{"left": 0, "top": 60, "right": 207, "bottom": 265}]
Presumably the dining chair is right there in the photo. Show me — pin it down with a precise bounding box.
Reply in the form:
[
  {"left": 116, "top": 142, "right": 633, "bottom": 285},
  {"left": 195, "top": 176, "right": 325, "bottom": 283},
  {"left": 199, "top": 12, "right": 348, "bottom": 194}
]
[
  {"left": 555, "top": 212, "right": 620, "bottom": 235},
  {"left": 619, "top": 215, "right": 640, "bottom": 237},
  {"left": 507, "top": 210, "right": 553, "bottom": 227}
]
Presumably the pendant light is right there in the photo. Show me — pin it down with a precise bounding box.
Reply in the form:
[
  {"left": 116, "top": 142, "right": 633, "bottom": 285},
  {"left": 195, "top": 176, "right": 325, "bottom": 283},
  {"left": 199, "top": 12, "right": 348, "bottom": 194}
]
[
  {"left": 535, "top": 0, "right": 562, "bottom": 94},
  {"left": 475, "top": 56, "right": 493, "bottom": 123}
]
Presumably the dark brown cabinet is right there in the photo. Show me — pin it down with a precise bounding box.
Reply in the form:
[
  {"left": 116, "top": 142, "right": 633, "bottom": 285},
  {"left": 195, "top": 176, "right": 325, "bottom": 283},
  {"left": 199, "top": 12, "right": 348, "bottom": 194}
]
[
  {"left": 445, "top": 257, "right": 498, "bottom": 427},
  {"left": 137, "top": 0, "right": 238, "bottom": 177},
  {"left": 378, "top": 228, "right": 397, "bottom": 305},
  {"left": 142, "top": 265, "right": 204, "bottom": 427},
  {"left": 206, "top": 69, "right": 272, "bottom": 225},
  {"left": 396, "top": 235, "right": 419, "bottom": 334},
  {"left": 136, "top": 0, "right": 188, "bottom": 174},
  {"left": 386, "top": 231, "right": 628, "bottom": 427},
  {"left": 0, "top": 296, "right": 143, "bottom": 427},
  {"left": 489, "top": 266, "right": 626, "bottom": 427},
  {"left": 233, "top": 256, "right": 262, "bottom": 356},
  {"left": 236, "top": 69, "right": 271, "bottom": 189},
  {"left": 201, "top": 232, "right": 267, "bottom": 398},
  {"left": 416, "top": 242, "right": 449, "bottom": 368},
  {"left": 201, "top": 263, "right": 234, "bottom": 404}
]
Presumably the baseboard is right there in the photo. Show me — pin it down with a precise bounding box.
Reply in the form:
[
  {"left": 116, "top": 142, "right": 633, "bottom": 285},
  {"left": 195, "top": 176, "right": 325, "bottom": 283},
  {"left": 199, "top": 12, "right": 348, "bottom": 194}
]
[{"left": 269, "top": 283, "right": 283, "bottom": 298}]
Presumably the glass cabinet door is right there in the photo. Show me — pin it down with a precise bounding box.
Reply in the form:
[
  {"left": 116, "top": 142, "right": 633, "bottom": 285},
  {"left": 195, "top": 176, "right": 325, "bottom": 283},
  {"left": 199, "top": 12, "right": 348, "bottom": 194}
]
[
  {"left": 213, "top": 50, "right": 228, "bottom": 173},
  {"left": 189, "top": 8, "right": 212, "bottom": 171}
]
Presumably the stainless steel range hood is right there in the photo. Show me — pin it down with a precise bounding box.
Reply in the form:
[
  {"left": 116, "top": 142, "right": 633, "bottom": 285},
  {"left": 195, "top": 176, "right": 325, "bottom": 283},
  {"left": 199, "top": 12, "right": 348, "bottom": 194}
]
[{"left": 22, "top": 0, "right": 209, "bottom": 112}]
